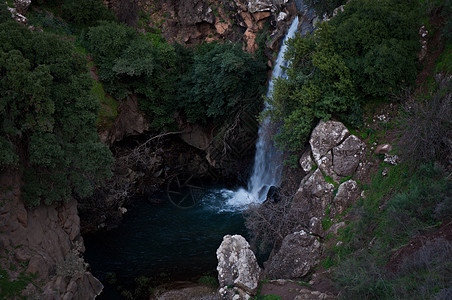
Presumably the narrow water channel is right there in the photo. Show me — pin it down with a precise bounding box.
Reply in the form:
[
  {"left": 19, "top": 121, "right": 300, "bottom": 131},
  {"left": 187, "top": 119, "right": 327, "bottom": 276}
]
[{"left": 83, "top": 187, "right": 247, "bottom": 297}]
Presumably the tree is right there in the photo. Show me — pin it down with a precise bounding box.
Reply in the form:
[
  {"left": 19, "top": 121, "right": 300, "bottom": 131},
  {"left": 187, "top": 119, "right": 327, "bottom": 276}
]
[
  {"left": 180, "top": 42, "right": 267, "bottom": 124},
  {"left": 267, "top": 0, "right": 421, "bottom": 152},
  {"left": 0, "top": 20, "right": 113, "bottom": 207}
]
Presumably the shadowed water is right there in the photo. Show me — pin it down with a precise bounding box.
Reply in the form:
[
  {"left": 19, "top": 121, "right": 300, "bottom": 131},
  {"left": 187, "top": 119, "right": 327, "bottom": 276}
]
[{"left": 84, "top": 188, "right": 246, "bottom": 297}]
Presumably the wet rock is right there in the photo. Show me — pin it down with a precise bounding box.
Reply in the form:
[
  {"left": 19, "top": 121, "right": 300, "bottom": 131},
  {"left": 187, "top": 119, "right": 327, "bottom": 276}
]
[
  {"left": 217, "top": 235, "right": 261, "bottom": 295},
  {"left": 330, "top": 180, "right": 360, "bottom": 217},
  {"left": 332, "top": 135, "right": 366, "bottom": 177},
  {"left": 264, "top": 230, "right": 321, "bottom": 279}
]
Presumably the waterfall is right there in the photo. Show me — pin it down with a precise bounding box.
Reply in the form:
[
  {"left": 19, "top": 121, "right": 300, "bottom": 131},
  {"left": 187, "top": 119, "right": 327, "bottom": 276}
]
[{"left": 226, "top": 16, "right": 300, "bottom": 208}]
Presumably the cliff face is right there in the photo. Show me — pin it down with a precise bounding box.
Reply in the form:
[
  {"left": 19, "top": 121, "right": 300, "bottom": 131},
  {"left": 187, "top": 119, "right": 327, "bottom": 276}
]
[
  {"left": 104, "top": 0, "right": 297, "bottom": 52},
  {"left": 0, "top": 169, "right": 103, "bottom": 299}
]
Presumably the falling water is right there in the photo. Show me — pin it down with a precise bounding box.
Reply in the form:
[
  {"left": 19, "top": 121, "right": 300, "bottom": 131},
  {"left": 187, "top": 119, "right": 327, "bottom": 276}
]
[{"left": 226, "top": 16, "right": 300, "bottom": 207}]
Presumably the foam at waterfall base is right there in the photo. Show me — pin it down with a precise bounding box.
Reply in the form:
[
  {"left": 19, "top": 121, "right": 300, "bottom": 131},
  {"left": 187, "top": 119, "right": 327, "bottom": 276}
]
[{"left": 200, "top": 188, "right": 260, "bottom": 214}]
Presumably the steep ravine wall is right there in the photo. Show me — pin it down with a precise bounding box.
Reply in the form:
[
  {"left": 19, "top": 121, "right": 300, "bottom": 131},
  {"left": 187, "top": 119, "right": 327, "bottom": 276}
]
[{"left": 0, "top": 169, "right": 103, "bottom": 299}]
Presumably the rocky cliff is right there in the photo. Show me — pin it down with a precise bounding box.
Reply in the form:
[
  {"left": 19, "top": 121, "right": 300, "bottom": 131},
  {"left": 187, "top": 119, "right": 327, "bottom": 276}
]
[
  {"left": 0, "top": 169, "right": 103, "bottom": 299},
  {"left": 216, "top": 120, "right": 368, "bottom": 299}
]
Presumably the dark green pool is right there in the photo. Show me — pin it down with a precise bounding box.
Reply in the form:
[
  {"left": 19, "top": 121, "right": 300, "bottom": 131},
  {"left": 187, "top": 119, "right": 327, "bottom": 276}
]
[{"left": 83, "top": 188, "right": 247, "bottom": 298}]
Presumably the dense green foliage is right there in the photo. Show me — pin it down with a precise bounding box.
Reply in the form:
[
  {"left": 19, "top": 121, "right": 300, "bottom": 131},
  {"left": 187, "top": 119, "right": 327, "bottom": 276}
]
[
  {"left": 86, "top": 22, "right": 267, "bottom": 128},
  {"left": 180, "top": 42, "right": 267, "bottom": 123},
  {"left": 268, "top": 0, "right": 420, "bottom": 151},
  {"left": 0, "top": 15, "right": 113, "bottom": 206},
  {"left": 62, "top": 0, "right": 115, "bottom": 28}
]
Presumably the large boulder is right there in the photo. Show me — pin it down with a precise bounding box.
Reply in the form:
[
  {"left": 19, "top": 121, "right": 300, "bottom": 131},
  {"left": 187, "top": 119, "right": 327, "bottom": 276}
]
[
  {"left": 293, "top": 168, "right": 335, "bottom": 219},
  {"left": 264, "top": 230, "right": 321, "bottom": 279},
  {"left": 332, "top": 135, "right": 366, "bottom": 177},
  {"left": 216, "top": 235, "right": 261, "bottom": 295},
  {"left": 310, "top": 120, "right": 349, "bottom": 163},
  {"left": 330, "top": 180, "right": 360, "bottom": 217}
]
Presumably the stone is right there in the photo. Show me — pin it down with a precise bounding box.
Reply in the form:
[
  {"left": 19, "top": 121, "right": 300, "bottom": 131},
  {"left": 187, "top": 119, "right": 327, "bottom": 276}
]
[
  {"left": 294, "top": 169, "right": 334, "bottom": 219},
  {"left": 264, "top": 230, "right": 321, "bottom": 279},
  {"left": 325, "top": 222, "right": 346, "bottom": 236},
  {"left": 14, "top": 0, "right": 31, "bottom": 15},
  {"left": 309, "top": 217, "right": 324, "bottom": 237},
  {"left": 374, "top": 144, "right": 393, "bottom": 155},
  {"left": 216, "top": 235, "right": 261, "bottom": 295},
  {"left": 310, "top": 121, "right": 349, "bottom": 164},
  {"left": 299, "top": 148, "right": 314, "bottom": 173},
  {"left": 100, "top": 95, "right": 149, "bottom": 145},
  {"left": 318, "top": 150, "right": 334, "bottom": 178},
  {"left": 247, "top": 0, "right": 273, "bottom": 13},
  {"left": 384, "top": 153, "right": 400, "bottom": 165},
  {"left": 252, "top": 11, "right": 271, "bottom": 22},
  {"left": 330, "top": 180, "right": 360, "bottom": 217},
  {"left": 332, "top": 135, "right": 366, "bottom": 177},
  {"left": 0, "top": 170, "right": 103, "bottom": 299},
  {"left": 277, "top": 12, "right": 287, "bottom": 22},
  {"left": 179, "top": 123, "right": 213, "bottom": 151}
]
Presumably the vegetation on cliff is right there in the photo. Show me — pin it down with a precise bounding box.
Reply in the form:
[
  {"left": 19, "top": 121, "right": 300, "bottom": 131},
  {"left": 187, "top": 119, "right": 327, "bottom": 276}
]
[{"left": 268, "top": 0, "right": 421, "bottom": 152}]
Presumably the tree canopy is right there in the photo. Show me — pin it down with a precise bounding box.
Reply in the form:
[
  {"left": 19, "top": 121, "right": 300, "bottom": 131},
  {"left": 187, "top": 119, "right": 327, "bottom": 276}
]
[
  {"left": 267, "top": 0, "right": 421, "bottom": 152},
  {"left": 0, "top": 15, "right": 113, "bottom": 207}
]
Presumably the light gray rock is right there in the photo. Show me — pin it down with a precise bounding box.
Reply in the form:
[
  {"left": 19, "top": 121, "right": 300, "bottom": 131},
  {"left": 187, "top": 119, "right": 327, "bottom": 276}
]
[
  {"left": 293, "top": 169, "right": 334, "bottom": 219},
  {"left": 332, "top": 135, "right": 366, "bottom": 177},
  {"left": 299, "top": 148, "right": 314, "bottom": 173},
  {"left": 309, "top": 217, "right": 324, "bottom": 237},
  {"left": 247, "top": 0, "right": 273, "bottom": 13},
  {"left": 264, "top": 230, "right": 321, "bottom": 279},
  {"left": 331, "top": 180, "right": 360, "bottom": 217},
  {"left": 310, "top": 121, "right": 349, "bottom": 164},
  {"left": 14, "top": 0, "right": 31, "bottom": 14},
  {"left": 384, "top": 153, "right": 400, "bottom": 165},
  {"left": 216, "top": 235, "right": 261, "bottom": 295},
  {"left": 318, "top": 150, "right": 334, "bottom": 179}
]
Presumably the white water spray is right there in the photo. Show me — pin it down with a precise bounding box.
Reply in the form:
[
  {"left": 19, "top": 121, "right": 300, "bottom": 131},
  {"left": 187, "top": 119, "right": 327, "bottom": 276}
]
[{"left": 223, "top": 16, "right": 300, "bottom": 209}]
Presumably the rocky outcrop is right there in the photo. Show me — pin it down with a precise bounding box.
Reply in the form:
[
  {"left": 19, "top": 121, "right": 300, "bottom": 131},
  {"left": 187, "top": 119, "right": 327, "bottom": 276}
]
[
  {"left": 332, "top": 135, "right": 366, "bottom": 177},
  {"left": 294, "top": 120, "right": 366, "bottom": 227},
  {"left": 7, "top": 0, "right": 31, "bottom": 24},
  {"left": 14, "top": 0, "right": 31, "bottom": 14},
  {"left": 294, "top": 168, "right": 335, "bottom": 219},
  {"left": 99, "top": 95, "right": 149, "bottom": 146},
  {"left": 309, "top": 120, "right": 349, "bottom": 164},
  {"left": 264, "top": 230, "right": 321, "bottom": 279},
  {"left": 0, "top": 170, "right": 102, "bottom": 299},
  {"left": 330, "top": 180, "right": 360, "bottom": 216},
  {"left": 217, "top": 235, "right": 261, "bottom": 296}
]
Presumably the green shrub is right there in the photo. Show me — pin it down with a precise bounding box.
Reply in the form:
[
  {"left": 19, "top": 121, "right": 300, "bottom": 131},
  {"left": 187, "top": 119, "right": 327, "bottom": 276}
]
[
  {"left": 0, "top": 21, "right": 113, "bottom": 206},
  {"left": 268, "top": 0, "right": 421, "bottom": 152},
  {"left": 180, "top": 42, "right": 266, "bottom": 124}
]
